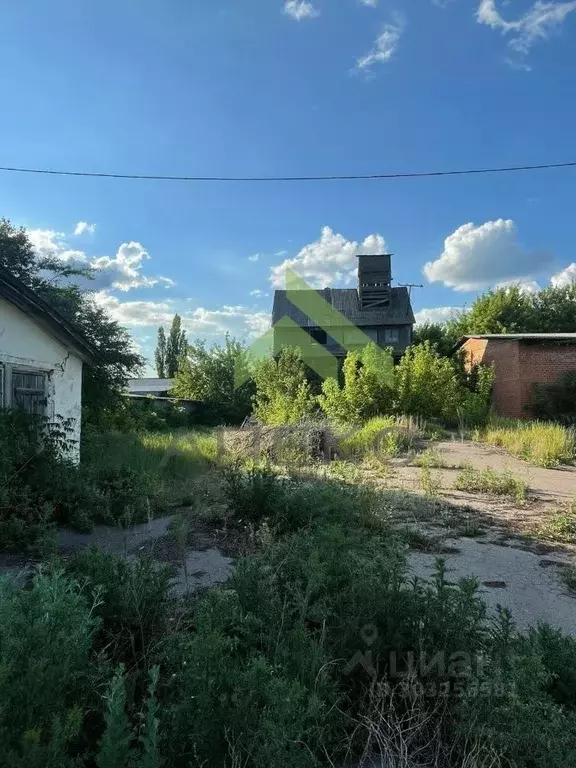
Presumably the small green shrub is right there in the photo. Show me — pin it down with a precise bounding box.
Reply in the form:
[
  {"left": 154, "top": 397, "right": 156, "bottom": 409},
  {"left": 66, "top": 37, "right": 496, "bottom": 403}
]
[
  {"left": 413, "top": 448, "right": 447, "bottom": 468},
  {"left": 420, "top": 464, "right": 443, "bottom": 496},
  {"left": 455, "top": 463, "right": 527, "bottom": 503},
  {"left": 532, "top": 503, "right": 576, "bottom": 543},
  {"left": 319, "top": 345, "right": 394, "bottom": 425},
  {"left": 252, "top": 347, "right": 317, "bottom": 425},
  {"left": 0, "top": 570, "right": 101, "bottom": 763},
  {"left": 561, "top": 566, "right": 576, "bottom": 595},
  {"left": 87, "top": 465, "right": 151, "bottom": 525},
  {"left": 64, "top": 548, "right": 173, "bottom": 667},
  {"left": 221, "top": 460, "right": 283, "bottom": 525},
  {"left": 458, "top": 609, "right": 576, "bottom": 768},
  {"left": 0, "top": 409, "right": 100, "bottom": 551}
]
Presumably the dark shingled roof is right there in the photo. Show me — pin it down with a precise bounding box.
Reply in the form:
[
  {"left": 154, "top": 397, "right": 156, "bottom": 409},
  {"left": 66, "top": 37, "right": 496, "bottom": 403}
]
[{"left": 272, "top": 287, "right": 415, "bottom": 328}]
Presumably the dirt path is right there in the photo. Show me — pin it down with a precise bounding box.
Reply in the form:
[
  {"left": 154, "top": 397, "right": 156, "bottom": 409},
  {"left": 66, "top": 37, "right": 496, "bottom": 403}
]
[
  {"left": 410, "top": 537, "right": 576, "bottom": 635},
  {"left": 433, "top": 440, "right": 576, "bottom": 505},
  {"left": 1, "top": 514, "right": 235, "bottom": 597},
  {"left": 376, "top": 439, "right": 576, "bottom": 540}
]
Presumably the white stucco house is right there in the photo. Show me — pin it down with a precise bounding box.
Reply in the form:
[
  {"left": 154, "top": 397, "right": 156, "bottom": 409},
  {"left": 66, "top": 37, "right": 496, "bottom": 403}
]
[{"left": 0, "top": 265, "right": 95, "bottom": 462}]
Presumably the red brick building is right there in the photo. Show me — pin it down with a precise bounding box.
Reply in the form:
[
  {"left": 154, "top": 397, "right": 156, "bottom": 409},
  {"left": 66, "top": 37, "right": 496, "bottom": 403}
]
[{"left": 456, "top": 334, "right": 576, "bottom": 418}]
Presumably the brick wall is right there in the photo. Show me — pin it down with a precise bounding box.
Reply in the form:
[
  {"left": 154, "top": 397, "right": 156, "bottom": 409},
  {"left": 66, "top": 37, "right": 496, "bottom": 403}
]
[
  {"left": 461, "top": 338, "right": 576, "bottom": 418},
  {"left": 519, "top": 343, "right": 576, "bottom": 415}
]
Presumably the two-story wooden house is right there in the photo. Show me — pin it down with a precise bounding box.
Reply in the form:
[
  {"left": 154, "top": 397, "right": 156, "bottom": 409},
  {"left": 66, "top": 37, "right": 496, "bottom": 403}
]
[{"left": 271, "top": 254, "right": 414, "bottom": 362}]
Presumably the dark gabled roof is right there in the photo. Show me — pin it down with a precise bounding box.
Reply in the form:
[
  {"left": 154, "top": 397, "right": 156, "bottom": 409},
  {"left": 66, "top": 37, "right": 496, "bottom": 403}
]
[
  {"left": 0, "top": 265, "right": 96, "bottom": 363},
  {"left": 272, "top": 287, "right": 415, "bottom": 328},
  {"left": 454, "top": 333, "right": 576, "bottom": 352}
]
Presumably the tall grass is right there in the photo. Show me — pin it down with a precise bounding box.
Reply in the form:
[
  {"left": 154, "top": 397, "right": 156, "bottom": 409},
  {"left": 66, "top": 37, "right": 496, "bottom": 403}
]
[
  {"left": 480, "top": 418, "right": 575, "bottom": 468},
  {"left": 339, "top": 415, "right": 421, "bottom": 458},
  {"left": 82, "top": 429, "right": 218, "bottom": 509}
]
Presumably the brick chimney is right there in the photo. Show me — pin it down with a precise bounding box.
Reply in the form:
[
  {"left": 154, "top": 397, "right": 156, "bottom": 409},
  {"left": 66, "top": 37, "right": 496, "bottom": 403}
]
[{"left": 357, "top": 254, "right": 392, "bottom": 310}]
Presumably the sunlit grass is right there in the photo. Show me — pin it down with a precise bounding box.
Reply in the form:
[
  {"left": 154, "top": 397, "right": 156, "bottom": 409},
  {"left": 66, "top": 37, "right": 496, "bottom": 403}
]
[
  {"left": 82, "top": 429, "right": 218, "bottom": 510},
  {"left": 480, "top": 418, "right": 575, "bottom": 468}
]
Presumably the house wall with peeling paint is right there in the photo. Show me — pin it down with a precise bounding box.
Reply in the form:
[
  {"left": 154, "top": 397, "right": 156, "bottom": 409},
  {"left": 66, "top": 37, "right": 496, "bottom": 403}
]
[{"left": 0, "top": 297, "right": 83, "bottom": 461}]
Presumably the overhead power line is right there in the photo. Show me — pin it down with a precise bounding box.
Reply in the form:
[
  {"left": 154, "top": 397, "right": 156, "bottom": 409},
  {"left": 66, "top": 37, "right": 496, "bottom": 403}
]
[{"left": 0, "top": 159, "right": 575, "bottom": 183}]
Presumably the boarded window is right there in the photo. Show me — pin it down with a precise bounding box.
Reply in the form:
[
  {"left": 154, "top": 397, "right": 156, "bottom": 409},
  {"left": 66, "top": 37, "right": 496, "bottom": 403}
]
[{"left": 12, "top": 370, "right": 48, "bottom": 416}]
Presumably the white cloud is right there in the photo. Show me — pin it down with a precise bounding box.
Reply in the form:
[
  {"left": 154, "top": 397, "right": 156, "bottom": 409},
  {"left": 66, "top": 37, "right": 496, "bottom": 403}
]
[
  {"left": 27, "top": 229, "right": 173, "bottom": 292},
  {"left": 27, "top": 229, "right": 65, "bottom": 258},
  {"left": 250, "top": 289, "right": 270, "bottom": 298},
  {"left": 93, "top": 293, "right": 271, "bottom": 338},
  {"left": 74, "top": 221, "right": 96, "bottom": 236},
  {"left": 248, "top": 254, "right": 260, "bottom": 262},
  {"left": 184, "top": 306, "right": 271, "bottom": 338},
  {"left": 477, "top": 0, "right": 576, "bottom": 55},
  {"left": 283, "top": 1, "right": 319, "bottom": 20},
  {"left": 355, "top": 18, "right": 404, "bottom": 72},
  {"left": 270, "top": 226, "right": 387, "bottom": 289},
  {"left": 423, "top": 219, "right": 552, "bottom": 292},
  {"left": 360, "top": 0, "right": 378, "bottom": 6},
  {"left": 93, "top": 293, "right": 176, "bottom": 326},
  {"left": 495, "top": 278, "right": 541, "bottom": 294},
  {"left": 414, "top": 306, "right": 462, "bottom": 325},
  {"left": 551, "top": 263, "right": 576, "bottom": 287}
]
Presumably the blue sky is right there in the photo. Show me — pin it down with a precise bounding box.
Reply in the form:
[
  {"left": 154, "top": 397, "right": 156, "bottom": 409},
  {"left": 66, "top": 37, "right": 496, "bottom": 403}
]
[{"left": 1, "top": 0, "right": 576, "bottom": 372}]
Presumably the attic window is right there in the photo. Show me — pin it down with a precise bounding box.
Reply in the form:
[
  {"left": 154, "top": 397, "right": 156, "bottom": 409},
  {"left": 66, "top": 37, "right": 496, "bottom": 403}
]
[{"left": 382, "top": 328, "right": 400, "bottom": 344}]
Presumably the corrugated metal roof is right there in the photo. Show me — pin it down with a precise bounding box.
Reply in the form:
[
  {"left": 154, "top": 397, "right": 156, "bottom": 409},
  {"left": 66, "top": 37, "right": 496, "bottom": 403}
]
[
  {"left": 272, "top": 287, "right": 414, "bottom": 328},
  {"left": 127, "top": 378, "right": 174, "bottom": 393},
  {"left": 454, "top": 333, "right": 576, "bottom": 352},
  {"left": 462, "top": 334, "right": 576, "bottom": 339}
]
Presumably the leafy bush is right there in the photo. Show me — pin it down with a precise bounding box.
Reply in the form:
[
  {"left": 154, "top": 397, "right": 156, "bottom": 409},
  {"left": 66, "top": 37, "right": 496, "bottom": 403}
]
[
  {"left": 0, "top": 409, "right": 99, "bottom": 551},
  {"left": 394, "top": 342, "right": 464, "bottom": 422},
  {"left": 0, "top": 570, "right": 101, "bottom": 765},
  {"left": 319, "top": 344, "right": 393, "bottom": 425},
  {"left": 252, "top": 347, "right": 317, "bottom": 425},
  {"left": 221, "top": 461, "right": 283, "bottom": 525},
  {"left": 457, "top": 610, "right": 576, "bottom": 768},
  {"left": 481, "top": 418, "right": 575, "bottom": 467},
  {"left": 529, "top": 371, "right": 576, "bottom": 424},
  {"left": 64, "top": 548, "right": 173, "bottom": 668}
]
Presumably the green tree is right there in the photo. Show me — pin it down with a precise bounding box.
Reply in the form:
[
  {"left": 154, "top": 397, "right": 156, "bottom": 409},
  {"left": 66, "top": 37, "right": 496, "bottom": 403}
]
[
  {"left": 318, "top": 343, "right": 394, "bottom": 425},
  {"left": 171, "top": 335, "right": 253, "bottom": 424},
  {"left": 446, "top": 286, "right": 536, "bottom": 338},
  {"left": 165, "top": 314, "right": 187, "bottom": 378},
  {"left": 0, "top": 220, "right": 143, "bottom": 422},
  {"left": 252, "top": 347, "right": 316, "bottom": 425},
  {"left": 532, "top": 283, "right": 576, "bottom": 332},
  {"left": 412, "top": 322, "right": 454, "bottom": 357},
  {"left": 154, "top": 326, "right": 167, "bottom": 379},
  {"left": 394, "top": 342, "right": 463, "bottom": 421}
]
